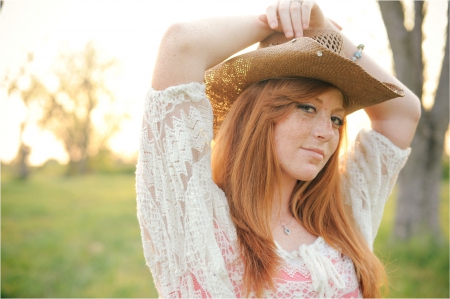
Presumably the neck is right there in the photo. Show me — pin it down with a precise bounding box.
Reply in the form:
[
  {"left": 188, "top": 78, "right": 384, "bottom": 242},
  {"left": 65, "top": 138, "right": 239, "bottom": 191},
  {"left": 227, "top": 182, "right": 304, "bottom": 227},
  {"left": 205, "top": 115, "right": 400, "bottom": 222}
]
[{"left": 272, "top": 172, "right": 297, "bottom": 219}]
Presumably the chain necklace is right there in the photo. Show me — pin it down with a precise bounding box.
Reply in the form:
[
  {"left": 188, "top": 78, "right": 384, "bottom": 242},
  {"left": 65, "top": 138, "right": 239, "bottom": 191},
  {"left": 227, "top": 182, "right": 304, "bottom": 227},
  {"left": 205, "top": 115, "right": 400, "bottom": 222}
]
[{"left": 280, "top": 216, "right": 294, "bottom": 235}]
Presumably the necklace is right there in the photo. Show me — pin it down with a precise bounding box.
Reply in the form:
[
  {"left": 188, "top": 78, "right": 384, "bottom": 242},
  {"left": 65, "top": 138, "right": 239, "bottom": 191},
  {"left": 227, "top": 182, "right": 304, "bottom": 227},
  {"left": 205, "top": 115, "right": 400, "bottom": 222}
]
[{"left": 280, "top": 216, "right": 294, "bottom": 235}]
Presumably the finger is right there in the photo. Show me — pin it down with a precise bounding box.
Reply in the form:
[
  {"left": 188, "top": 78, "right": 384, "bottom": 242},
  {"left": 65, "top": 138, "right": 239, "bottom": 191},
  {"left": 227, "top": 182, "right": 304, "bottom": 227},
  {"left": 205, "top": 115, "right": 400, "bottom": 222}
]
[
  {"left": 278, "top": 0, "right": 294, "bottom": 38},
  {"left": 329, "top": 18, "right": 343, "bottom": 30},
  {"left": 301, "top": 0, "right": 313, "bottom": 29},
  {"left": 266, "top": 2, "right": 279, "bottom": 29},
  {"left": 259, "top": 14, "right": 268, "bottom": 24},
  {"left": 290, "top": 1, "right": 303, "bottom": 37}
]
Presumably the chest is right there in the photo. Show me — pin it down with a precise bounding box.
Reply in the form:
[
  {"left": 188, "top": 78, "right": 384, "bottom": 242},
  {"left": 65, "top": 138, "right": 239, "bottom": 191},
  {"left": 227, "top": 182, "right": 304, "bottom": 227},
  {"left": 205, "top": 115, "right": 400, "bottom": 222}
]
[
  {"left": 272, "top": 219, "right": 317, "bottom": 252},
  {"left": 214, "top": 219, "right": 362, "bottom": 298}
]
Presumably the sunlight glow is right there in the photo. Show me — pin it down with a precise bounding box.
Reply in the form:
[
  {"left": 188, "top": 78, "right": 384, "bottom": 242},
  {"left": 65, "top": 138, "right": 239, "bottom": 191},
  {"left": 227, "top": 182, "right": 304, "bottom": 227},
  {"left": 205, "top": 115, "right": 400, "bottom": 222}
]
[{"left": 1, "top": 0, "right": 448, "bottom": 165}]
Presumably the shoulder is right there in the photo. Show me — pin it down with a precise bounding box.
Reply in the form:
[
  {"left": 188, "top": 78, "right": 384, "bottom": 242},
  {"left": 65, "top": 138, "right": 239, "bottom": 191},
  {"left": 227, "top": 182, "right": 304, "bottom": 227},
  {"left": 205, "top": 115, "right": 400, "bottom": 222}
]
[{"left": 148, "top": 82, "right": 206, "bottom": 100}]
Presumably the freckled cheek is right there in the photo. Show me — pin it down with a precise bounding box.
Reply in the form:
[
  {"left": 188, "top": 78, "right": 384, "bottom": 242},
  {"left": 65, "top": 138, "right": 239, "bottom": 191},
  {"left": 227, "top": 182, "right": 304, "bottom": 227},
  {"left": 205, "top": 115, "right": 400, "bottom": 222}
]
[
  {"left": 274, "top": 129, "right": 301, "bottom": 163},
  {"left": 294, "top": 120, "right": 314, "bottom": 139}
]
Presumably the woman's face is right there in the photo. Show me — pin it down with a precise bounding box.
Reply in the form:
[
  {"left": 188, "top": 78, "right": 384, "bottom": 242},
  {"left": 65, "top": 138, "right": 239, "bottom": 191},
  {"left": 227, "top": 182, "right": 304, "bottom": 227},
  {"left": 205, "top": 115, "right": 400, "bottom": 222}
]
[{"left": 273, "top": 88, "right": 345, "bottom": 183}]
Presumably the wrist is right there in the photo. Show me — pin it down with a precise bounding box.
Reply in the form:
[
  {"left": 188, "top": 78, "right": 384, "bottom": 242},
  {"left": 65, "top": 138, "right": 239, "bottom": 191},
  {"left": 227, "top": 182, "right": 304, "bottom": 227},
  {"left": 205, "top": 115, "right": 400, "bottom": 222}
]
[
  {"left": 325, "top": 18, "right": 341, "bottom": 32},
  {"left": 257, "top": 14, "right": 278, "bottom": 36}
]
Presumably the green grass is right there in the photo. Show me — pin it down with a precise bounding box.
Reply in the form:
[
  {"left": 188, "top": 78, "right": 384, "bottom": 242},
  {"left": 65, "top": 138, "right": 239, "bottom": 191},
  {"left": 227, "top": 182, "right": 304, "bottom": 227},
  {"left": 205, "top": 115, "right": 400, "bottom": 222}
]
[
  {"left": 1, "top": 173, "right": 158, "bottom": 298},
  {"left": 373, "top": 181, "right": 450, "bottom": 298},
  {"left": 1, "top": 170, "right": 449, "bottom": 297}
]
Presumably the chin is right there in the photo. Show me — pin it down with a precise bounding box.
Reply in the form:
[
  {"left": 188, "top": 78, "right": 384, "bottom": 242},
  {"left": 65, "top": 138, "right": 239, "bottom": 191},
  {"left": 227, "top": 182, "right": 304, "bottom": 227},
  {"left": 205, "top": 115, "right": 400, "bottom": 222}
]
[
  {"left": 295, "top": 170, "right": 321, "bottom": 182},
  {"left": 298, "top": 174, "right": 319, "bottom": 182},
  {"left": 282, "top": 163, "right": 325, "bottom": 183},
  {"left": 294, "top": 165, "right": 324, "bottom": 182}
]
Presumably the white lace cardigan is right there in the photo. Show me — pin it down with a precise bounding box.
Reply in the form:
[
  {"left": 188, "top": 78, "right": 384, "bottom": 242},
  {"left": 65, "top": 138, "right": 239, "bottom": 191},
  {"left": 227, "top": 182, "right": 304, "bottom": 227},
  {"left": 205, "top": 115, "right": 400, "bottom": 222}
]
[{"left": 135, "top": 82, "right": 410, "bottom": 298}]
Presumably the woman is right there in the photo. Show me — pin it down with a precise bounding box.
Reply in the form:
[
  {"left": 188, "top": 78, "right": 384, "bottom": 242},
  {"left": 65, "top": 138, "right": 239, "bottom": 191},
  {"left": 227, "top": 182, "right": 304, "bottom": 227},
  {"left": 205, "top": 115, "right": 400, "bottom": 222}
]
[{"left": 136, "top": 0, "right": 421, "bottom": 297}]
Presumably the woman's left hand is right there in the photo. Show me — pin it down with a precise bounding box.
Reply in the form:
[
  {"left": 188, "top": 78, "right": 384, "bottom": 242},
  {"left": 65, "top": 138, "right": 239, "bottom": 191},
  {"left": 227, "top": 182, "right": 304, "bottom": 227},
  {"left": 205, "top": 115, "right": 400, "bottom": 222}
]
[{"left": 260, "top": 0, "right": 334, "bottom": 38}]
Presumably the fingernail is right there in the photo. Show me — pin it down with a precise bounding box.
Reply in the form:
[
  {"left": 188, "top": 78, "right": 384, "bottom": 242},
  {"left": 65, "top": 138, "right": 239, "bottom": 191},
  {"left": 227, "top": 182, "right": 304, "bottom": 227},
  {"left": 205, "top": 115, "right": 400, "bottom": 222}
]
[
  {"left": 286, "top": 31, "right": 293, "bottom": 37},
  {"left": 270, "top": 22, "right": 277, "bottom": 28}
]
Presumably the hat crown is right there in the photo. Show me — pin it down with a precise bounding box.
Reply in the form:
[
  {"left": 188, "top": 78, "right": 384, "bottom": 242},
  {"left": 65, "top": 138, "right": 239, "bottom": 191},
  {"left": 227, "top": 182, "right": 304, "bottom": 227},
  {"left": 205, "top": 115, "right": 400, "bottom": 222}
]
[{"left": 258, "top": 28, "right": 345, "bottom": 56}]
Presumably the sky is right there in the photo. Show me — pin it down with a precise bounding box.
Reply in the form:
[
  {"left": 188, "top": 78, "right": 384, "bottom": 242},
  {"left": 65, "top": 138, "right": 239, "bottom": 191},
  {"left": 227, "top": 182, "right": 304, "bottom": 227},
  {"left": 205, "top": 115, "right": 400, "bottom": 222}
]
[{"left": 0, "top": 0, "right": 448, "bottom": 166}]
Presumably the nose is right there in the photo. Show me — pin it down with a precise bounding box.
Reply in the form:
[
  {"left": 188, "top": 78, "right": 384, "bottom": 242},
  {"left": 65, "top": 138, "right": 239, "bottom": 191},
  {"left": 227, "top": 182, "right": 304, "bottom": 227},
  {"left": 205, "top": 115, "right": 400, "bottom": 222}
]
[{"left": 311, "top": 117, "right": 335, "bottom": 141}]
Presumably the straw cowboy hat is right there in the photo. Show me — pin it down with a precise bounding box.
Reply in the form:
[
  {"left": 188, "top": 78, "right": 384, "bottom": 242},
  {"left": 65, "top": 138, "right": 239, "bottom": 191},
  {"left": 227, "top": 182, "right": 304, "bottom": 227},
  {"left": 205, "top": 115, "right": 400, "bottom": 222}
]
[{"left": 205, "top": 28, "right": 404, "bottom": 134}]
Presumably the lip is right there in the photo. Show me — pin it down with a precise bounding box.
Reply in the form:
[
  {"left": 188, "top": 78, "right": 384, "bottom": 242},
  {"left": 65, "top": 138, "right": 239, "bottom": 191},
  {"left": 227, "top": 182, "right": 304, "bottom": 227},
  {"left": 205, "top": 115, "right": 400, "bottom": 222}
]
[{"left": 301, "top": 147, "right": 325, "bottom": 159}]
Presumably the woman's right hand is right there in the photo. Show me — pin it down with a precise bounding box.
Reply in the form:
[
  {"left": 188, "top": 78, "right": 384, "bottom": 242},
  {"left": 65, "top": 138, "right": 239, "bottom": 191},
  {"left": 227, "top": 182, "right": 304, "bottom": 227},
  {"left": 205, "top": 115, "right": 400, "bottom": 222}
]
[{"left": 261, "top": 0, "right": 340, "bottom": 38}]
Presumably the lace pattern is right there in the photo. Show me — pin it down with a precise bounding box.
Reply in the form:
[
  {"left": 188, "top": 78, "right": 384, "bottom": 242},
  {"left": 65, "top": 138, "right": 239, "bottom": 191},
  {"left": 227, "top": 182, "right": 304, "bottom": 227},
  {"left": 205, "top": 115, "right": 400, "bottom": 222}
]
[
  {"left": 341, "top": 129, "right": 411, "bottom": 249},
  {"left": 136, "top": 82, "right": 410, "bottom": 298}
]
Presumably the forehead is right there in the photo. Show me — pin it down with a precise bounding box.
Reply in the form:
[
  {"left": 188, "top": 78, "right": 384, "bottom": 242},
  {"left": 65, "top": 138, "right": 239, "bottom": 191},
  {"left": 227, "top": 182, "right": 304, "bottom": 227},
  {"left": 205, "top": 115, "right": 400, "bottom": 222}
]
[{"left": 306, "top": 88, "right": 345, "bottom": 109}]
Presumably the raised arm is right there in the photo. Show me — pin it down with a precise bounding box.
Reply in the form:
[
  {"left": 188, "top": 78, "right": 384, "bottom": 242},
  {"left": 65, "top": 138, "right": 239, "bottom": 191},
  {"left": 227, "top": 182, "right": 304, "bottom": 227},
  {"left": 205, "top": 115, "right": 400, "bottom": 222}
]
[
  {"left": 340, "top": 34, "right": 421, "bottom": 150},
  {"left": 263, "top": 0, "right": 421, "bottom": 150},
  {"left": 151, "top": 16, "right": 275, "bottom": 90}
]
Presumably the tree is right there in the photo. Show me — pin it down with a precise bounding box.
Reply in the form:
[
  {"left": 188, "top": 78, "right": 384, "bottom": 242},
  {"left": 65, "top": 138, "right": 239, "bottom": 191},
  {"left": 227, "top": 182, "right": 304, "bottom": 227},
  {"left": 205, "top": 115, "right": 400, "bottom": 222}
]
[
  {"left": 5, "top": 42, "right": 127, "bottom": 175},
  {"left": 378, "top": 1, "right": 449, "bottom": 240},
  {"left": 5, "top": 53, "right": 47, "bottom": 179}
]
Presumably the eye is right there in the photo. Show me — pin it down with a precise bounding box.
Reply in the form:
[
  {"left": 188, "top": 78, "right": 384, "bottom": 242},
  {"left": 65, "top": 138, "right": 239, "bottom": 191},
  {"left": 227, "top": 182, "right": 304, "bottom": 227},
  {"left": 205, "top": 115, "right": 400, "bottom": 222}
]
[
  {"left": 297, "top": 104, "right": 316, "bottom": 113},
  {"left": 331, "top": 116, "right": 344, "bottom": 127}
]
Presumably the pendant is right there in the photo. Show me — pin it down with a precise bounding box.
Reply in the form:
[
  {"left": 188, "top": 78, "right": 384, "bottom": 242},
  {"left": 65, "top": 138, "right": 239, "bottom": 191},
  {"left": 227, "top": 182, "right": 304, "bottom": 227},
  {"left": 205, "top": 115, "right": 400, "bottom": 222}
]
[{"left": 283, "top": 225, "right": 290, "bottom": 235}]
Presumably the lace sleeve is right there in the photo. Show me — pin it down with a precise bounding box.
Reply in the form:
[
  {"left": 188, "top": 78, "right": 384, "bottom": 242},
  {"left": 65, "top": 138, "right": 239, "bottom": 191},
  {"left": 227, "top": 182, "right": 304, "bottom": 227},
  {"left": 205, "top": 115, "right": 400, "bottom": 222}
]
[
  {"left": 341, "top": 129, "right": 411, "bottom": 249},
  {"left": 135, "top": 82, "right": 235, "bottom": 298}
]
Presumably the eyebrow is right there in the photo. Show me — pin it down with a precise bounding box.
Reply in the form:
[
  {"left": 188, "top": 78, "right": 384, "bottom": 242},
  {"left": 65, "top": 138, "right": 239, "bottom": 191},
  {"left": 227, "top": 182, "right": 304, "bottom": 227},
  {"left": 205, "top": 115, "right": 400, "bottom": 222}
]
[
  {"left": 313, "top": 97, "right": 346, "bottom": 113},
  {"left": 313, "top": 97, "right": 324, "bottom": 104}
]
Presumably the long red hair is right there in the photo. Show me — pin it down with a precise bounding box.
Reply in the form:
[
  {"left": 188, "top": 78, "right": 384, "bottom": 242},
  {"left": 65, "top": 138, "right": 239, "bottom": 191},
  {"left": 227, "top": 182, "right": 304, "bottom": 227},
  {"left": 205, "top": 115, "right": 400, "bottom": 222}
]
[{"left": 212, "top": 77, "right": 387, "bottom": 297}]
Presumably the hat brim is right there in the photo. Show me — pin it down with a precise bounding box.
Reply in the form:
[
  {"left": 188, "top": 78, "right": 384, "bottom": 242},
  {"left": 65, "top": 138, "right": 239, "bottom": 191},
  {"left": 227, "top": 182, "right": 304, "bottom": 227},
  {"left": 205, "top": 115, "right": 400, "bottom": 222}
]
[{"left": 205, "top": 35, "right": 404, "bottom": 134}]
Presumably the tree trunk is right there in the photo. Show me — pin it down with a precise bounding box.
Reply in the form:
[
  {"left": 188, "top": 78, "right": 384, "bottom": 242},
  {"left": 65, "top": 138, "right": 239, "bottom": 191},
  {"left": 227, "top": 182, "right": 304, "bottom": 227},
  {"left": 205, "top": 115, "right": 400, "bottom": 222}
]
[
  {"left": 14, "top": 123, "right": 31, "bottom": 180},
  {"left": 379, "top": 1, "right": 449, "bottom": 240},
  {"left": 421, "top": 12, "right": 449, "bottom": 237}
]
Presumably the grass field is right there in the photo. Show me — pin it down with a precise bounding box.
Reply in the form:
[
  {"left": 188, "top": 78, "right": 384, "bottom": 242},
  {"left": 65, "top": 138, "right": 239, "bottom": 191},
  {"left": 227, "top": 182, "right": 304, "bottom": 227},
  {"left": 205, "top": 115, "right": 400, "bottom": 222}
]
[
  {"left": 374, "top": 183, "right": 449, "bottom": 298},
  {"left": 1, "top": 172, "right": 157, "bottom": 298},
  {"left": 1, "top": 170, "right": 449, "bottom": 297}
]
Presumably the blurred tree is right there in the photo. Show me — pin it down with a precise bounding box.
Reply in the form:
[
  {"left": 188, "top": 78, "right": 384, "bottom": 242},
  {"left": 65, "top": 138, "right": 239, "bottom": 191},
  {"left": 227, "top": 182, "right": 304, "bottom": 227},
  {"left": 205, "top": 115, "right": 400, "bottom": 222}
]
[
  {"left": 14, "top": 124, "right": 32, "bottom": 179},
  {"left": 378, "top": 1, "right": 449, "bottom": 240},
  {"left": 5, "top": 53, "right": 46, "bottom": 179},
  {"left": 5, "top": 42, "right": 127, "bottom": 175}
]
